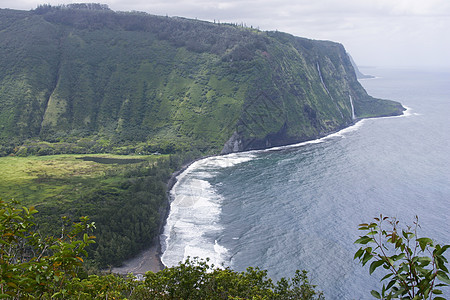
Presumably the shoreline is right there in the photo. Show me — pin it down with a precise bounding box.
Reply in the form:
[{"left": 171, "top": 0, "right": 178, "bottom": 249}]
[
  {"left": 112, "top": 155, "right": 209, "bottom": 274},
  {"left": 157, "top": 155, "right": 211, "bottom": 268},
  {"left": 111, "top": 244, "right": 164, "bottom": 275},
  {"left": 113, "top": 107, "right": 407, "bottom": 275}
]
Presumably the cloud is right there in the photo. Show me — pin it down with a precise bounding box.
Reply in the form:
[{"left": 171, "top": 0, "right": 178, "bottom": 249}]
[{"left": 2, "top": 0, "right": 450, "bottom": 68}]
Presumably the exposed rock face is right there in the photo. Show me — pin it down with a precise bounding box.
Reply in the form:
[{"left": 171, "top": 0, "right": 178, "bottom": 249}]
[{"left": 221, "top": 132, "right": 244, "bottom": 154}]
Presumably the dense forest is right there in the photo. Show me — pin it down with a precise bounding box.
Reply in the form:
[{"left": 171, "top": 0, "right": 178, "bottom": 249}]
[
  {"left": 0, "top": 5, "right": 404, "bottom": 157},
  {"left": 36, "top": 157, "right": 172, "bottom": 268},
  {"left": 0, "top": 151, "right": 201, "bottom": 268}
]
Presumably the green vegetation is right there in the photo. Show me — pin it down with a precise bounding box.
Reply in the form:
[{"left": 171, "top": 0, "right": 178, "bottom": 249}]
[
  {"left": 6, "top": 199, "right": 449, "bottom": 299},
  {"left": 355, "top": 215, "right": 450, "bottom": 299},
  {"left": 0, "top": 200, "right": 96, "bottom": 298},
  {"left": 140, "top": 258, "right": 323, "bottom": 299},
  {"left": 0, "top": 6, "right": 404, "bottom": 156},
  {"left": 0, "top": 5, "right": 409, "bottom": 296},
  {"left": 0, "top": 154, "right": 186, "bottom": 268},
  {"left": 0, "top": 199, "right": 324, "bottom": 299},
  {"left": 0, "top": 154, "right": 160, "bottom": 206}
]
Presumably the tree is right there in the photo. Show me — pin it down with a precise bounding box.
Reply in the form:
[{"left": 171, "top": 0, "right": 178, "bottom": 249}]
[{"left": 354, "top": 215, "right": 450, "bottom": 299}]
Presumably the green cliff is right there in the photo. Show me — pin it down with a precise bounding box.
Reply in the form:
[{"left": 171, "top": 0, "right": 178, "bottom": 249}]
[{"left": 0, "top": 6, "right": 404, "bottom": 155}]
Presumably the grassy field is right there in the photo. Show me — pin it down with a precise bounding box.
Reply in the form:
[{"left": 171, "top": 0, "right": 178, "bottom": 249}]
[
  {"left": 0, "top": 153, "right": 174, "bottom": 267},
  {"left": 0, "top": 153, "right": 162, "bottom": 208}
]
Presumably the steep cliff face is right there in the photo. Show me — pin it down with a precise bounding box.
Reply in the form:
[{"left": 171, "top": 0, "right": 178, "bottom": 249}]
[
  {"left": 221, "top": 34, "right": 404, "bottom": 152},
  {"left": 0, "top": 7, "right": 404, "bottom": 155}
]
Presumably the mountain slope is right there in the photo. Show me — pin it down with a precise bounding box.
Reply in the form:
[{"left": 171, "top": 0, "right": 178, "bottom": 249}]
[{"left": 0, "top": 7, "right": 404, "bottom": 155}]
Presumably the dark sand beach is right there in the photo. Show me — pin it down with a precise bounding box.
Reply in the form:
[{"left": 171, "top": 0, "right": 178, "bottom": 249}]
[{"left": 111, "top": 245, "right": 164, "bottom": 275}]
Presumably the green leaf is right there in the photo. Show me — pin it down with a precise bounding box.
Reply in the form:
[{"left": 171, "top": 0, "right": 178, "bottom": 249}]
[
  {"left": 436, "top": 255, "right": 449, "bottom": 273},
  {"left": 432, "top": 289, "right": 443, "bottom": 294},
  {"left": 29, "top": 206, "right": 38, "bottom": 214},
  {"left": 369, "top": 260, "right": 384, "bottom": 275},
  {"left": 416, "top": 237, "right": 432, "bottom": 252},
  {"left": 386, "top": 279, "right": 396, "bottom": 291},
  {"left": 392, "top": 253, "right": 405, "bottom": 261},
  {"left": 52, "top": 291, "right": 62, "bottom": 297},
  {"left": 355, "top": 236, "right": 374, "bottom": 245},
  {"left": 370, "top": 290, "right": 381, "bottom": 299},
  {"left": 380, "top": 273, "right": 394, "bottom": 282},
  {"left": 435, "top": 283, "right": 448, "bottom": 287},
  {"left": 392, "top": 286, "right": 406, "bottom": 298},
  {"left": 6, "top": 282, "right": 17, "bottom": 289},
  {"left": 362, "top": 252, "right": 374, "bottom": 266},
  {"left": 436, "top": 244, "right": 450, "bottom": 256},
  {"left": 417, "top": 256, "right": 431, "bottom": 266},
  {"left": 436, "top": 271, "right": 450, "bottom": 284},
  {"left": 354, "top": 248, "right": 364, "bottom": 260}
]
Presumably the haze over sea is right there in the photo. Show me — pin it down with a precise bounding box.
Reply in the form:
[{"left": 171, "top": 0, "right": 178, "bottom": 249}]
[{"left": 161, "top": 67, "right": 450, "bottom": 299}]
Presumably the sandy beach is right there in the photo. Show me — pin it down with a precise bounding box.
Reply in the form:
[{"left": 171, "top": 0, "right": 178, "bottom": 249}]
[
  {"left": 111, "top": 157, "right": 207, "bottom": 276},
  {"left": 111, "top": 245, "right": 164, "bottom": 275}
]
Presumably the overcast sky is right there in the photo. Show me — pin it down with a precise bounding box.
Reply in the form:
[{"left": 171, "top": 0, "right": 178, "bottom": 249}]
[{"left": 2, "top": 0, "right": 450, "bottom": 69}]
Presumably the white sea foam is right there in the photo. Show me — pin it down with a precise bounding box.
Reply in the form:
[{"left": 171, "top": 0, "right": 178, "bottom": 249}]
[
  {"left": 260, "top": 120, "right": 366, "bottom": 153},
  {"left": 161, "top": 107, "right": 408, "bottom": 268},
  {"left": 214, "top": 240, "right": 228, "bottom": 257},
  {"left": 160, "top": 152, "right": 256, "bottom": 268},
  {"left": 160, "top": 122, "right": 366, "bottom": 268},
  {"left": 401, "top": 106, "right": 414, "bottom": 117},
  {"left": 358, "top": 76, "right": 381, "bottom": 81}
]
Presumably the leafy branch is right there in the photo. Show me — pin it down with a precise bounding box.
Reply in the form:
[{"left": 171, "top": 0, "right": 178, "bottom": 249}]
[
  {"left": 0, "top": 199, "right": 96, "bottom": 298},
  {"left": 354, "top": 215, "right": 450, "bottom": 299}
]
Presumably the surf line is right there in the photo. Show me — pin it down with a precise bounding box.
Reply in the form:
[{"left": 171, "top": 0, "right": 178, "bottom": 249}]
[
  {"left": 160, "top": 152, "right": 257, "bottom": 268},
  {"left": 160, "top": 107, "right": 411, "bottom": 268}
]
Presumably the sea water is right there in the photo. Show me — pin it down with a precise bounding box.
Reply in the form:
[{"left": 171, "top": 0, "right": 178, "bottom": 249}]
[{"left": 161, "top": 67, "right": 450, "bottom": 299}]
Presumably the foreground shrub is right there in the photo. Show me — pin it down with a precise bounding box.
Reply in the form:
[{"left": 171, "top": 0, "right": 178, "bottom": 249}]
[
  {"left": 355, "top": 215, "right": 450, "bottom": 299},
  {"left": 0, "top": 199, "right": 95, "bottom": 298},
  {"left": 135, "top": 257, "right": 324, "bottom": 299},
  {"left": 0, "top": 199, "right": 323, "bottom": 299}
]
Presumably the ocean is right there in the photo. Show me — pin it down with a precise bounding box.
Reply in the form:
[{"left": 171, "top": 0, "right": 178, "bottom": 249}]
[{"left": 160, "top": 67, "right": 450, "bottom": 299}]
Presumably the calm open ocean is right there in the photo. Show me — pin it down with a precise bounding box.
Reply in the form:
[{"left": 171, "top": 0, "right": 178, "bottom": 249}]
[{"left": 161, "top": 67, "right": 450, "bottom": 299}]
